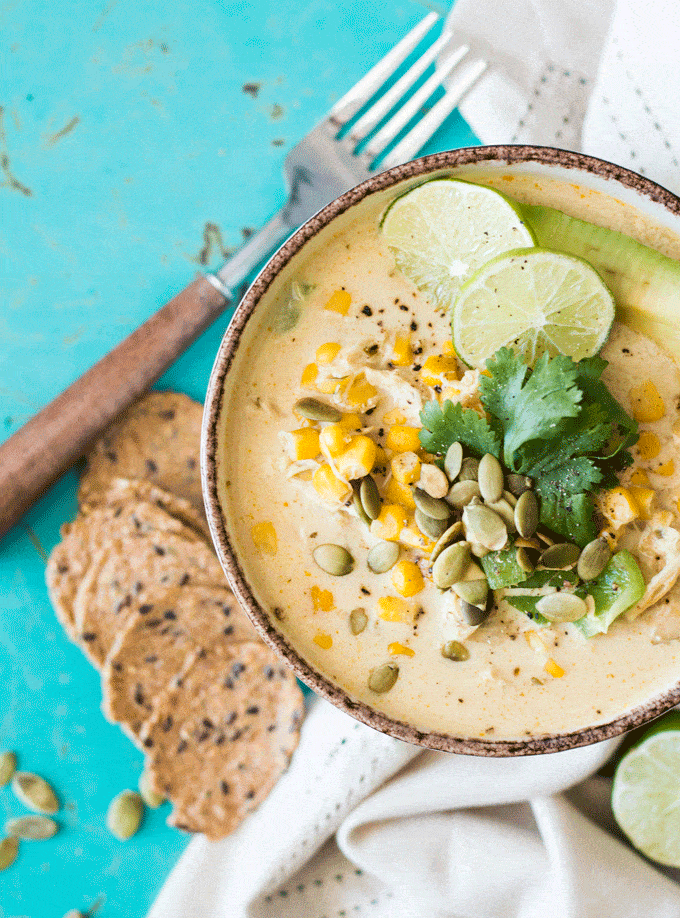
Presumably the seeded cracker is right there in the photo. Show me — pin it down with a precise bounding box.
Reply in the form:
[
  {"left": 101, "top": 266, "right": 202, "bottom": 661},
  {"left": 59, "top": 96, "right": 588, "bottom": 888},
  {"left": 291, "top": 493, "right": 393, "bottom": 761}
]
[
  {"left": 102, "top": 584, "right": 259, "bottom": 740},
  {"left": 78, "top": 391, "right": 204, "bottom": 511},
  {"left": 141, "top": 643, "right": 304, "bottom": 840}
]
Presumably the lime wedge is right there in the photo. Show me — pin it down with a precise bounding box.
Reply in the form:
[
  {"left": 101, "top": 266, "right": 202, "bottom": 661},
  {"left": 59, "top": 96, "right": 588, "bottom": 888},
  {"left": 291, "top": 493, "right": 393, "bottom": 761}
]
[
  {"left": 381, "top": 179, "right": 535, "bottom": 312},
  {"left": 452, "top": 248, "right": 615, "bottom": 367},
  {"left": 612, "top": 712, "right": 680, "bottom": 866}
]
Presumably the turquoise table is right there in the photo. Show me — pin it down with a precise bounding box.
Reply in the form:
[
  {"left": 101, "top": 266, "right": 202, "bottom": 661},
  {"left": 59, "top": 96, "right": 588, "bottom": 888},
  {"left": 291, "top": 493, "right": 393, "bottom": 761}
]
[{"left": 1, "top": 1, "right": 477, "bottom": 914}]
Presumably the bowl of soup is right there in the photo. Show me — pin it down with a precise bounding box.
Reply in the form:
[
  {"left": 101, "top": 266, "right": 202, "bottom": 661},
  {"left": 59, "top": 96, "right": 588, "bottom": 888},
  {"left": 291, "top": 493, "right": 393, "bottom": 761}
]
[{"left": 202, "top": 145, "right": 680, "bottom": 754}]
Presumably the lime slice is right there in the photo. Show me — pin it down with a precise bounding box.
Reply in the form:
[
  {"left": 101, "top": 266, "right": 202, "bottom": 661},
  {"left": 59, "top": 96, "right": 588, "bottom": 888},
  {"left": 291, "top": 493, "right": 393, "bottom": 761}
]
[
  {"left": 452, "top": 248, "right": 615, "bottom": 367},
  {"left": 381, "top": 179, "right": 535, "bottom": 312},
  {"left": 612, "top": 712, "right": 680, "bottom": 866}
]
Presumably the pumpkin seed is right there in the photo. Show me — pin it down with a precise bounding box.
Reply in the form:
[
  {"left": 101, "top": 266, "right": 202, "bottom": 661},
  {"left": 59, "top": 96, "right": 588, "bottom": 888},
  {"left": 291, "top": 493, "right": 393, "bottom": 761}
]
[
  {"left": 536, "top": 530, "right": 555, "bottom": 546},
  {"left": 458, "top": 457, "right": 480, "bottom": 481},
  {"left": 139, "top": 769, "right": 165, "bottom": 809},
  {"left": 446, "top": 480, "right": 481, "bottom": 509},
  {"left": 367, "top": 663, "right": 399, "bottom": 693},
  {"left": 478, "top": 453, "right": 504, "bottom": 503},
  {"left": 430, "top": 521, "right": 464, "bottom": 563},
  {"left": 367, "top": 541, "right": 400, "bottom": 574},
  {"left": 441, "top": 641, "right": 470, "bottom": 662},
  {"left": 0, "top": 836, "right": 18, "bottom": 871},
  {"left": 506, "top": 473, "right": 533, "bottom": 496},
  {"left": 462, "top": 504, "right": 508, "bottom": 551},
  {"left": 11, "top": 772, "right": 59, "bottom": 815},
  {"left": 535, "top": 592, "right": 588, "bottom": 623},
  {"left": 461, "top": 600, "right": 491, "bottom": 626},
  {"left": 412, "top": 488, "right": 451, "bottom": 520},
  {"left": 461, "top": 561, "right": 486, "bottom": 581},
  {"left": 359, "top": 475, "right": 381, "bottom": 520},
  {"left": 352, "top": 486, "right": 371, "bottom": 525},
  {"left": 349, "top": 608, "right": 368, "bottom": 635},
  {"left": 486, "top": 498, "right": 517, "bottom": 532},
  {"left": 539, "top": 542, "right": 581, "bottom": 570},
  {"left": 0, "top": 752, "right": 16, "bottom": 787},
  {"left": 418, "top": 464, "right": 449, "bottom": 499},
  {"left": 470, "top": 542, "right": 490, "bottom": 558},
  {"left": 502, "top": 490, "right": 518, "bottom": 508},
  {"left": 516, "top": 547, "right": 535, "bottom": 573},
  {"left": 106, "top": 790, "right": 144, "bottom": 841},
  {"left": 444, "top": 442, "right": 463, "bottom": 482},
  {"left": 62, "top": 911, "right": 84, "bottom": 918},
  {"left": 432, "top": 541, "right": 471, "bottom": 589},
  {"left": 293, "top": 397, "right": 341, "bottom": 423},
  {"left": 415, "top": 508, "right": 450, "bottom": 540},
  {"left": 5, "top": 815, "right": 58, "bottom": 841},
  {"left": 313, "top": 544, "right": 354, "bottom": 576},
  {"left": 452, "top": 579, "right": 489, "bottom": 607},
  {"left": 514, "top": 490, "right": 539, "bottom": 538},
  {"left": 576, "top": 537, "right": 612, "bottom": 581},
  {"left": 515, "top": 536, "right": 540, "bottom": 550}
]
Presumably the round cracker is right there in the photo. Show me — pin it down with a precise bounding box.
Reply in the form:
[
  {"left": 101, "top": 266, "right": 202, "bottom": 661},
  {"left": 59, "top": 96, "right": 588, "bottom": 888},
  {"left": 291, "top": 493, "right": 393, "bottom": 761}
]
[
  {"left": 141, "top": 643, "right": 304, "bottom": 840},
  {"left": 79, "top": 391, "right": 204, "bottom": 511}
]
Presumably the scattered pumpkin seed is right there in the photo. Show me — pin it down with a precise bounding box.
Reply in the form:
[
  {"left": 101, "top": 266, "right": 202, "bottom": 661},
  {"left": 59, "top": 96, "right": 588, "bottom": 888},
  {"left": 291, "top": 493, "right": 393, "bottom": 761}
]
[
  {"left": 430, "top": 521, "right": 465, "bottom": 563},
  {"left": 441, "top": 641, "right": 470, "bottom": 662},
  {"left": 536, "top": 530, "right": 556, "bottom": 546},
  {"left": 5, "top": 815, "right": 58, "bottom": 841},
  {"left": 349, "top": 608, "right": 368, "bottom": 635},
  {"left": 293, "top": 397, "right": 341, "bottom": 423},
  {"left": 506, "top": 473, "right": 533, "bottom": 496},
  {"left": 577, "top": 537, "right": 612, "bottom": 581},
  {"left": 462, "top": 504, "right": 508, "bottom": 551},
  {"left": 460, "top": 600, "right": 491, "bottom": 626},
  {"left": 106, "top": 790, "right": 144, "bottom": 841},
  {"left": 502, "top": 490, "right": 518, "bottom": 508},
  {"left": 367, "top": 541, "right": 400, "bottom": 574},
  {"left": 432, "top": 541, "right": 471, "bottom": 589},
  {"left": 444, "top": 442, "right": 463, "bottom": 482},
  {"left": 535, "top": 592, "right": 588, "bottom": 623},
  {"left": 0, "top": 752, "right": 16, "bottom": 787},
  {"left": 458, "top": 457, "right": 480, "bottom": 481},
  {"left": 515, "top": 536, "right": 541, "bottom": 550},
  {"left": 415, "top": 508, "right": 450, "bottom": 540},
  {"left": 368, "top": 663, "right": 399, "bottom": 693},
  {"left": 11, "top": 772, "right": 59, "bottom": 815},
  {"left": 486, "top": 498, "right": 517, "bottom": 531},
  {"left": 139, "top": 770, "right": 165, "bottom": 809},
  {"left": 515, "top": 490, "right": 539, "bottom": 538},
  {"left": 478, "top": 453, "right": 504, "bottom": 503},
  {"left": 418, "top": 464, "right": 449, "bottom": 499},
  {"left": 352, "top": 487, "right": 372, "bottom": 526},
  {"left": 461, "top": 560, "right": 487, "bottom": 581},
  {"left": 470, "top": 542, "right": 490, "bottom": 558},
  {"left": 515, "top": 547, "right": 535, "bottom": 573},
  {"left": 359, "top": 475, "right": 381, "bottom": 520},
  {"left": 313, "top": 544, "right": 354, "bottom": 576},
  {"left": 539, "top": 542, "right": 581, "bottom": 570},
  {"left": 0, "top": 836, "right": 18, "bottom": 871},
  {"left": 446, "top": 480, "right": 481, "bottom": 508},
  {"left": 452, "top": 579, "right": 489, "bottom": 607},
  {"left": 412, "top": 488, "right": 451, "bottom": 520}
]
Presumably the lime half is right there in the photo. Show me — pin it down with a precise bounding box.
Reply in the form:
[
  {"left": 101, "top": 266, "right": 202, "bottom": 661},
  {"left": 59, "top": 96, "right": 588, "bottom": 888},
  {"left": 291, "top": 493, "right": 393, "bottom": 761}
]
[
  {"left": 381, "top": 179, "right": 535, "bottom": 312},
  {"left": 452, "top": 248, "right": 615, "bottom": 367},
  {"left": 612, "top": 712, "right": 680, "bottom": 867}
]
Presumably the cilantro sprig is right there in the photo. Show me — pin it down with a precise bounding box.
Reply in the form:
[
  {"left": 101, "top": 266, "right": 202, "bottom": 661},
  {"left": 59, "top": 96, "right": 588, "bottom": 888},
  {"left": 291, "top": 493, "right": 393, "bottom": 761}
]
[{"left": 419, "top": 347, "right": 638, "bottom": 546}]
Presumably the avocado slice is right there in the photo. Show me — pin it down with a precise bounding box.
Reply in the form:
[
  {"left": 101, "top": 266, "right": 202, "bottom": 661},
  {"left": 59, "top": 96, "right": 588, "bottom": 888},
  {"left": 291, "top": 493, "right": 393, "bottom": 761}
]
[
  {"left": 520, "top": 203, "right": 680, "bottom": 359},
  {"left": 575, "top": 550, "right": 646, "bottom": 638}
]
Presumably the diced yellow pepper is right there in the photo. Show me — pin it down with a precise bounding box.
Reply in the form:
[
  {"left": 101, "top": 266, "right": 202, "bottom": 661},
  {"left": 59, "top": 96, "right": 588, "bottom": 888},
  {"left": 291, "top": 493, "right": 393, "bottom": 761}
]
[
  {"left": 345, "top": 376, "right": 378, "bottom": 407},
  {"left": 377, "top": 596, "right": 412, "bottom": 622},
  {"left": 339, "top": 412, "right": 362, "bottom": 430},
  {"left": 629, "top": 381, "right": 665, "bottom": 423},
  {"left": 388, "top": 641, "right": 415, "bottom": 657},
  {"left": 385, "top": 477, "right": 416, "bottom": 510},
  {"left": 400, "top": 524, "right": 435, "bottom": 554},
  {"left": 313, "top": 632, "right": 333, "bottom": 649},
  {"left": 250, "top": 521, "right": 278, "bottom": 555},
  {"left": 324, "top": 289, "right": 351, "bottom": 315},
  {"left": 290, "top": 428, "right": 320, "bottom": 460},
  {"left": 392, "top": 334, "right": 413, "bottom": 367},
  {"left": 655, "top": 459, "right": 675, "bottom": 477},
  {"left": 630, "top": 487, "right": 655, "bottom": 519},
  {"left": 544, "top": 658, "right": 565, "bottom": 678},
  {"left": 636, "top": 431, "right": 661, "bottom": 461},
  {"left": 391, "top": 560, "right": 424, "bottom": 597},
  {"left": 319, "top": 423, "right": 347, "bottom": 459},
  {"left": 335, "top": 436, "right": 377, "bottom": 480},
  {"left": 420, "top": 354, "right": 459, "bottom": 387},
  {"left": 311, "top": 586, "right": 335, "bottom": 611},
  {"left": 383, "top": 408, "right": 406, "bottom": 426},
  {"left": 596, "top": 487, "right": 639, "bottom": 529},
  {"left": 630, "top": 468, "right": 651, "bottom": 487},
  {"left": 391, "top": 451, "right": 421, "bottom": 485},
  {"left": 386, "top": 425, "right": 421, "bottom": 453},
  {"left": 316, "top": 376, "right": 349, "bottom": 395},
  {"left": 316, "top": 342, "right": 341, "bottom": 364},
  {"left": 370, "top": 504, "right": 408, "bottom": 542},
  {"left": 313, "top": 463, "right": 352, "bottom": 503},
  {"left": 301, "top": 363, "right": 318, "bottom": 386}
]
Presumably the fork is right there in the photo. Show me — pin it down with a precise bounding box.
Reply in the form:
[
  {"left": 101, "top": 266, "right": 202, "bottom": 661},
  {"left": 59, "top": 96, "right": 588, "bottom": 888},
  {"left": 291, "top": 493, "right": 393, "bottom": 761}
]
[{"left": 0, "top": 13, "right": 486, "bottom": 538}]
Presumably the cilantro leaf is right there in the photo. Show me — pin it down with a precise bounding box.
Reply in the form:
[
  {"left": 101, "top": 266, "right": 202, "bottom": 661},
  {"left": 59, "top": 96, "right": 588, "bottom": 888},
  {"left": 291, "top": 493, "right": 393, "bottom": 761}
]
[
  {"left": 418, "top": 400, "right": 501, "bottom": 459},
  {"left": 515, "top": 404, "right": 616, "bottom": 477}
]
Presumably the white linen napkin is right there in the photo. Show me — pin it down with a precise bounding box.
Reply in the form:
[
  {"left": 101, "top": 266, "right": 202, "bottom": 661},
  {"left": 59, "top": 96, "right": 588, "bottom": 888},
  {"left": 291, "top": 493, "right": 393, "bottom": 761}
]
[{"left": 149, "top": 2, "right": 680, "bottom": 914}]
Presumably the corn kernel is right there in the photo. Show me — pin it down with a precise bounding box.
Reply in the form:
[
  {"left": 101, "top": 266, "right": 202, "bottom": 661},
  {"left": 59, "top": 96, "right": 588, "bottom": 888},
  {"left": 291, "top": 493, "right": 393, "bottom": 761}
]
[
  {"left": 339, "top": 412, "right": 362, "bottom": 430},
  {"left": 673, "top": 418, "right": 680, "bottom": 437},
  {"left": 636, "top": 431, "right": 661, "bottom": 461},
  {"left": 316, "top": 342, "right": 341, "bottom": 364},
  {"left": 391, "top": 451, "right": 421, "bottom": 485},
  {"left": 383, "top": 409, "right": 406, "bottom": 426},
  {"left": 313, "top": 632, "right": 333, "bottom": 649},
  {"left": 420, "top": 354, "right": 460, "bottom": 387},
  {"left": 301, "top": 363, "right": 318, "bottom": 386},
  {"left": 630, "top": 468, "right": 651, "bottom": 487},
  {"left": 313, "top": 463, "right": 352, "bottom": 503},
  {"left": 544, "top": 658, "right": 565, "bottom": 678},
  {"left": 655, "top": 460, "right": 675, "bottom": 477},
  {"left": 391, "top": 560, "right": 424, "bottom": 597},
  {"left": 325, "top": 289, "right": 351, "bottom": 315},
  {"left": 596, "top": 487, "right": 639, "bottom": 529},
  {"left": 377, "top": 596, "right": 411, "bottom": 622},
  {"left": 251, "top": 521, "right": 278, "bottom": 555},
  {"left": 311, "top": 586, "right": 335, "bottom": 611},
  {"left": 374, "top": 446, "right": 388, "bottom": 469},
  {"left": 335, "top": 436, "right": 377, "bottom": 480},
  {"left": 400, "top": 524, "right": 435, "bottom": 554},
  {"left": 316, "top": 376, "right": 348, "bottom": 395},
  {"left": 386, "top": 425, "right": 421, "bottom": 453},
  {"left": 629, "top": 380, "right": 665, "bottom": 423},
  {"left": 440, "top": 387, "right": 462, "bottom": 402},
  {"left": 442, "top": 339, "right": 456, "bottom": 356},
  {"left": 345, "top": 376, "right": 378, "bottom": 407},
  {"left": 525, "top": 630, "right": 546, "bottom": 654},
  {"left": 388, "top": 641, "right": 415, "bottom": 657},
  {"left": 392, "top": 334, "right": 413, "bottom": 367},
  {"left": 385, "top": 477, "right": 416, "bottom": 510},
  {"left": 290, "top": 428, "right": 320, "bottom": 460},
  {"left": 370, "top": 504, "right": 408, "bottom": 542},
  {"left": 319, "top": 423, "right": 347, "bottom": 459},
  {"left": 630, "top": 487, "right": 656, "bottom": 518}
]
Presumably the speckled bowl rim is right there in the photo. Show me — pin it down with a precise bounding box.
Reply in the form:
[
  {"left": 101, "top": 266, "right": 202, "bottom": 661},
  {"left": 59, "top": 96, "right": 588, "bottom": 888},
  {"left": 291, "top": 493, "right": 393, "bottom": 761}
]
[{"left": 202, "top": 144, "right": 680, "bottom": 756}]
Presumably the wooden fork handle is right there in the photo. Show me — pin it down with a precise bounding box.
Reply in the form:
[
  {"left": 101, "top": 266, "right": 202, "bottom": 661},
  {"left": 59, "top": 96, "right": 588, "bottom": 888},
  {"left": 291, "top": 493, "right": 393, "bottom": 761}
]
[{"left": 0, "top": 275, "right": 228, "bottom": 541}]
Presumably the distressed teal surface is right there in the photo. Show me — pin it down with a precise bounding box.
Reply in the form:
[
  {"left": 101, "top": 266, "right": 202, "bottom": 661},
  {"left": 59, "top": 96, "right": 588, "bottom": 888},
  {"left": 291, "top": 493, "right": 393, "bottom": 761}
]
[{"left": 1, "top": 0, "right": 477, "bottom": 914}]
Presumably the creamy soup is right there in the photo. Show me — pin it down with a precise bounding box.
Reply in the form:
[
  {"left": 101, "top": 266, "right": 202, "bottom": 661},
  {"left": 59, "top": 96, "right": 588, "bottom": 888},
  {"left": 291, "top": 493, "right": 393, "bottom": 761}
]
[{"left": 218, "top": 174, "right": 680, "bottom": 741}]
